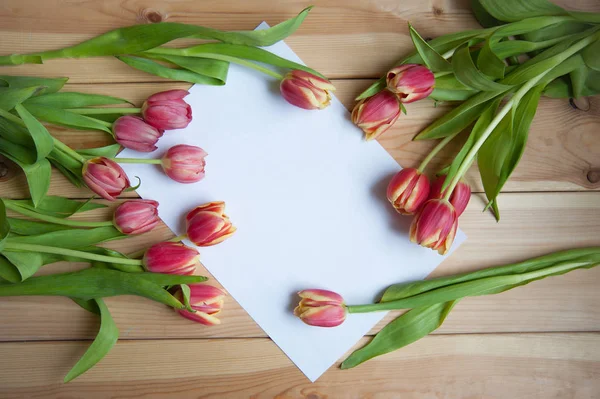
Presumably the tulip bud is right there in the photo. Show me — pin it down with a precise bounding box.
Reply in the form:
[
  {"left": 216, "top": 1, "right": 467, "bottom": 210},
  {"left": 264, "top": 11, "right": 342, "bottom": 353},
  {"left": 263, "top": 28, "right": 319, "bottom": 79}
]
[
  {"left": 186, "top": 201, "right": 236, "bottom": 246},
  {"left": 351, "top": 90, "right": 401, "bottom": 141},
  {"left": 294, "top": 289, "right": 347, "bottom": 327},
  {"left": 429, "top": 176, "right": 471, "bottom": 217},
  {"left": 113, "top": 199, "right": 160, "bottom": 235},
  {"left": 113, "top": 115, "right": 164, "bottom": 152},
  {"left": 82, "top": 157, "right": 130, "bottom": 201},
  {"left": 386, "top": 64, "right": 435, "bottom": 103},
  {"left": 174, "top": 284, "right": 226, "bottom": 325},
  {"left": 141, "top": 89, "right": 192, "bottom": 130},
  {"left": 410, "top": 199, "right": 458, "bottom": 255},
  {"left": 280, "top": 70, "right": 336, "bottom": 110},
  {"left": 387, "top": 168, "right": 430, "bottom": 215},
  {"left": 161, "top": 144, "right": 207, "bottom": 183},
  {"left": 143, "top": 242, "right": 199, "bottom": 275}
]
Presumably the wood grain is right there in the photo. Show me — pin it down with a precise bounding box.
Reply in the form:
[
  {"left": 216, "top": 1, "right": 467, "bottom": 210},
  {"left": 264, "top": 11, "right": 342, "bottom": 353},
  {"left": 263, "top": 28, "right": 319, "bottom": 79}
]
[
  {"left": 1, "top": 192, "right": 598, "bottom": 341},
  {"left": 0, "top": 333, "right": 598, "bottom": 398},
  {"left": 0, "top": 80, "right": 598, "bottom": 199}
]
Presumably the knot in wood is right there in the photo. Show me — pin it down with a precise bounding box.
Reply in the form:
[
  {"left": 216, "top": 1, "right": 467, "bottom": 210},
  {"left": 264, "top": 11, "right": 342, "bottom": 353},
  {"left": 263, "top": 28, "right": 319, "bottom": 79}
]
[
  {"left": 139, "top": 9, "right": 165, "bottom": 23},
  {"left": 432, "top": 7, "right": 444, "bottom": 16},
  {"left": 586, "top": 169, "right": 600, "bottom": 185}
]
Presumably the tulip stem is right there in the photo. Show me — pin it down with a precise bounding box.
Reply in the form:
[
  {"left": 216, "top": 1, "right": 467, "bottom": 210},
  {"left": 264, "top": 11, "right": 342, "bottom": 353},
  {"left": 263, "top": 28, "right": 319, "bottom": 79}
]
[
  {"left": 3, "top": 242, "right": 143, "bottom": 265},
  {"left": 65, "top": 108, "right": 141, "bottom": 115},
  {"left": 112, "top": 158, "right": 162, "bottom": 165},
  {"left": 417, "top": 132, "right": 458, "bottom": 173},
  {"left": 4, "top": 200, "right": 114, "bottom": 228}
]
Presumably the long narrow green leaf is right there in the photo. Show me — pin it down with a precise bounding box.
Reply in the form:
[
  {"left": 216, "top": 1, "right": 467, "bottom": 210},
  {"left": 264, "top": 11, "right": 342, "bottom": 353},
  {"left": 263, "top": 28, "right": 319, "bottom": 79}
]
[
  {"left": 14, "top": 103, "right": 54, "bottom": 162},
  {"left": 6, "top": 197, "right": 106, "bottom": 219},
  {"left": 147, "top": 55, "right": 229, "bottom": 84},
  {"left": 0, "top": 137, "right": 36, "bottom": 165},
  {"left": 0, "top": 201, "right": 9, "bottom": 250},
  {"left": 341, "top": 301, "right": 458, "bottom": 369},
  {"left": 0, "top": 255, "right": 20, "bottom": 283},
  {"left": 414, "top": 90, "right": 506, "bottom": 140},
  {"left": 25, "top": 104, "right": 113, "bottom": 133},
  {"left": 408, "top": 24, "right": 452, "bottom": 72},
  {"left": 7, "top": 217, "right": 71, "bottom": 235},
  {"left": 0, "top": 142, "right": 51, "bottom": 207},
  {"left": 25, "top": 92, "right": 131, "bottom": 108},
  {"left": 451, "top": 45, "right": 512, "bottom": 91},
  {"left": 381, "top": 248, "right": 600, "bottom": 302},
  {"left": 1, "top": 250, "right": 45, "bottom": 280},
  {"left": 0, "top": 8, "right": 312, "bottom": 65},
  {"left": 64, "top": 299, "right": 119, "bottom": 383},
  {"left": 0, "top": 75, "right": 68, "bottom": 93},
  {"left": 477, "top": 0, "right": 567, "bottom": 22},
  {"left": 0, "top": 268, "right": 206, "bottom": 308},
  {"left": 0, "top": 116, "right": 34, "bottom": 146},
  {"left": 471, "top": 0, "right": 503, "bottom": 27},
  {"left": 117, "top": 56, "right": 225, "bottom": 85},
  {"left": 78, "top": 144, "right": 121, "bottom": 158},
  {"left": 8, "top": 226, "right": 124, "bottom": 249},
  {"left": 0, "top": 86, "right": 45, "bottom": 111},
  {"left": 582, "top": 39, "right": 600, "bottom": 71}
]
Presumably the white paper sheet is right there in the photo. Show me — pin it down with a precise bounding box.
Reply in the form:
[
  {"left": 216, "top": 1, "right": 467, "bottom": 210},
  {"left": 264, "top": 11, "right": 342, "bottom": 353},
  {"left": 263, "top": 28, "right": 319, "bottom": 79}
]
[{"left": 120, "top": 23, "right": 465, "bottom": 382}]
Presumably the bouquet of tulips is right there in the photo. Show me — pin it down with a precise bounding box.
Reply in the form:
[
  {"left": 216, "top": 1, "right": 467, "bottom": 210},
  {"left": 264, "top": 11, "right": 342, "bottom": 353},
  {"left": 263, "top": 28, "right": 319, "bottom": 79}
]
[
  {"left": 0, "top": 195, "right": 238, "bottom": 381},
  {"left": 351, "top": 0, "right": 600, "bottom": 255}
]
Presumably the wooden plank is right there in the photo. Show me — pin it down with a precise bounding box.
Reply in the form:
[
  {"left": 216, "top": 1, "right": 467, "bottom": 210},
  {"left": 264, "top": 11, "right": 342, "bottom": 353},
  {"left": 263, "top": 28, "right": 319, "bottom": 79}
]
[
  {"left": 0, "top": 333, "right": 598, "bottom": 397},
  {"left": 0, "top": 0, "right": 597, "bottom": 82},
  {"left": 0, "top": 81, "right": 598, "bottom": 198},
  {"left": 1, "top": 192, "right": 598, "bottom": 341}
]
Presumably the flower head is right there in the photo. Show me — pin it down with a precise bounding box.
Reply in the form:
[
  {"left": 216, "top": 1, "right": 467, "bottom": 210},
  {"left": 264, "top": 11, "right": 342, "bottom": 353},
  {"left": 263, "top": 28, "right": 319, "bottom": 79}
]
[
  {"left": 161, "top": 144, "right": 207, "bottom": 183},
  {"left": 410, "top": 199, "right": 458, "bottom": 255},
  {"left": 141, "top": 89, "right": 192, "bottom": 130},
  {"left": 386, "top": 64, "right": 435, "bottom": 103},
  {"left": 143, "top": 242, "right": 199, "bottom": 275},
  {"left": 429, "top": 176, "right": 471, "bottom": 217},
  {"left": 113, "top": 199, "right": 160, "bottom": 235},
  {"left": 294, "top": 289, "right": 347, "bottom": 327},
  {"left": 387, "top": 168, "right": 430, "bottom": 215},
  {"left": 351, "top": 90, "right": 401, "bottom": 140},
  {"left": 175, "top": 284, "right": 226, "bottom": 326},
  {"left": 82, "top": 157, "right": 130, "bottom": 201},
  {"left": 186, "top": 201, "right": 236, "bottom": 246},
  {"left": 113, "top": 115, "right": 163, "bottom": 152},
  {"left": 280, "top": 70, "right": 336, "bottom": 110}
]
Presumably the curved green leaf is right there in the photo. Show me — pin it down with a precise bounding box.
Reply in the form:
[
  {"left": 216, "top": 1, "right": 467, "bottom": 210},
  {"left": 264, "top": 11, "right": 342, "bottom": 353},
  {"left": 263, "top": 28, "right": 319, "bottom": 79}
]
[
  {"left": 341, "top": 301, "right": 458, "bottom": 369},
  {"left": 0, "top": 200, "right": 9, "bottom": 251},
  {"left": 0, "top": 75, "right": 68, "bottom": 93},
  {"left": 1, "top": 251, "right": 44, "bottom": 280},
  {"left": 24, "top": 104, "right": 112, "bottom": 133},
  {"left": 20, "top": 159, "right": 52, "bottom": 207},
  {"left": 0, "top": 116, "right": 34, "bottom": 147},
  {"left": 78, "top": 144, "right": 121, "bottom": 158},
  {"left": 7, "top": 217, "right": 71, "bottom": 235},
  {"left": 415, "top": 91, "right": 506, "bottom": 140},
  {"left": 8, "top": 226, "right": 124, "bottom": 249},
  {"left": 522, "top": 20, "right": 593, "bottom": 42},
  {"left": 6, "top": 197, "right": 105, "bottom": 219},
  {"left": 25, "top": 92, "right": 131, "bottom": 108},
  {"left": 582, "top": 38, "right": 600, "bottom": 71},
  {"left": 0, "top": 256, "right": 20, "bottom": 283},
  {"left": 451, "top": 45, "right": 512, "bottom": 91},
  {"left": 0, "top": 8, "right": 312, "bottom": 65},
  {"left": 477, "top": 0, "right": 567, "bottom": 22},
  {"left": 0, "top": 86, "right": 45, "bottom": 111},
  {"left": 64, "top": 299, "right": 118, "bottom": 383},
  {"left": 149, "top": 54, "right": 229, "bottom": 84},
  {"left": 117, "top": 56, "right": 225, "bottom": 85},
  {"left": 15, "top": 103, "right": 54, "bottom": 162},
  {"left": 471, "top": 0, "right": 503, "bottom": 27},
  {"left": 429, "top": 89, "right": 475, "bottom": 102},
  {"left": 408, "top": 24, "right": 451, "bottom": 72},
  {"left": 0, "top": 136, "right": 36, "bottom": 165}
]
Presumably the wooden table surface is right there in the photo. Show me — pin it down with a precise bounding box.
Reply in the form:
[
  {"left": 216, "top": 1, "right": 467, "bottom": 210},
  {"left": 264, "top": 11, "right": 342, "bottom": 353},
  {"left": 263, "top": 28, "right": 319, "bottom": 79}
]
[{"left": 1, "top": 0, "right": 599, "bottom": 397}]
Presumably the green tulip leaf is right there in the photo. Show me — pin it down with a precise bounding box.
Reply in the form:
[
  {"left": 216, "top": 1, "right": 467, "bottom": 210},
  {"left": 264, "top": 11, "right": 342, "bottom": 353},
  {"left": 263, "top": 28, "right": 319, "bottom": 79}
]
[
  {"left": 476, "top": 0, "right": 567, "bottom": 22},
  {"left": 341, "top": 301, "right": 458, "bottom": 369},
  {"left": 150, "top": 54, "right": 229, "bottom": 84},
  {"left": 471, "top": 0, "right": 503, "bottom": 27},
  {"left": 0, "top": 8, "right": 312, "bottom": 65},
  {"left": 0, "top": 75, "right": 68, "bottom": 93},
  {"left": 0, "top": 255, "right": 21, "bottom": 283},
  {"left": 78, "top": 144, "right": 121, "bottom": 158},
  {"left": 0, "top": 136, "right": 36, "bottom": 165},
  {"left": 0, "top": 116, "right": 35, "bottom": 147},
  {"left": 1, "top": 250, "right": 45, "bottom": 280},
  {"left": 582, "top": 39, "right": 600, "bottom": 71},
  {"left": 0, "top": 143, "right": 51, "bottom": 207},
  {"left": 6, "top": 196, "right": 105, "bottom": 219},
  {"left": 543, "top": 76, "right": 572, "bottom": 98},
  {"left": 116, "top": 56, "right": 226, "bottom": 85},
  {"left": 8, "top": 226, "right": 124, "bottom": 250},
  {"left": 414, "top": 90, "right": 506, "bottom": 140},
  {"left": 0, "top": 268, "right": 207, "bottom": 308},
  {"left": 0, "top": 86, "right": 45, "bottom": 111},
  {"left": 522, "top": 20, "right": 593, "bottom": 42},
  {"left": 429, "top": 89, "right": 475, "bottom": 102},
  {"left": 14, "top": 103, "right": 54, "bottom": 162},
  {"left": 408, "top": 24, "right": 452, "bottom": 72},
  {"left": 6, "top": 217, "right": 71, "bottom": 235},
  {"left": 0, "top": 200, "right": 10, "bottom": 250},
  {"left": 24, "top": 104, "right": 113, "bottom": 133},
  {"left": 25, "top": 92, "right": 132, "bottom": 108},
  {"left": 71, "top": 297, "right": 101, "bottom": 315},
  {"left": 64, "top": 299, "right": 119, "bottom": 383},
  {"left": 452, "top": 45, "right": 512, "bottom": 91}
]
